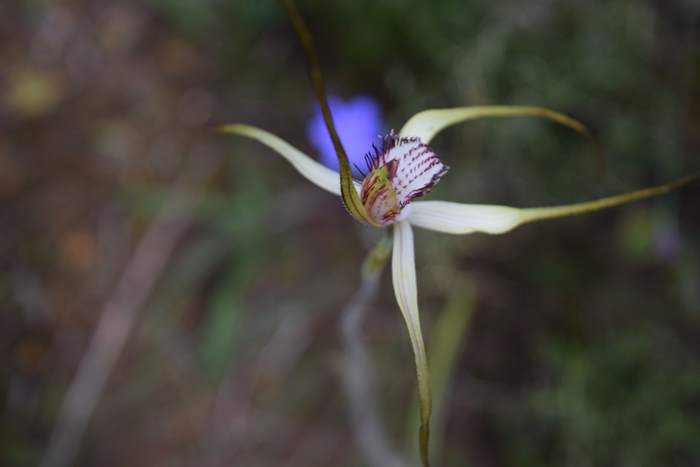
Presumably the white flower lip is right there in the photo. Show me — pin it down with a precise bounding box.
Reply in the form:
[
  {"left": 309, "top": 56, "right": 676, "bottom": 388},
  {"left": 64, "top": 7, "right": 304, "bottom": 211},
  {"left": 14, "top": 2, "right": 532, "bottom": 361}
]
[
  {"left": 357, "top": 132, "right": 449, "bottom": 226},
  {"left": 382, "top": 135, "right": 449, "bottom": 209}
]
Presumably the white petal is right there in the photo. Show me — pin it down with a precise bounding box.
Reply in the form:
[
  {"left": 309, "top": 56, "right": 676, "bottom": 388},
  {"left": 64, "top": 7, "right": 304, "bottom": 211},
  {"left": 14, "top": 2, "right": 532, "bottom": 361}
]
[
  {"left": 218, "top": 124, "right": 361, "bottom": 195},
  {"left": 408, "top": 174, "right": 698, "bottom": 235},
  {"left": 399, "top": 106, "right": 593, "bottom": 144},
  {"left": 391, "top": 221, "right": 432, "bottom": 465}
]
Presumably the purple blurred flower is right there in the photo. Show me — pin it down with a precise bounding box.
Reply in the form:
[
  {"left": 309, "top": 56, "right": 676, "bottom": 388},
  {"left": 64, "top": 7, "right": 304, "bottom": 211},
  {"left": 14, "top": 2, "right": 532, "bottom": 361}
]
[
  {"left": 654, "top": 225, "right": 683, "bottom": 262},
  {"left": 306, "top": 95, "right": 383, "bottom": 177}
]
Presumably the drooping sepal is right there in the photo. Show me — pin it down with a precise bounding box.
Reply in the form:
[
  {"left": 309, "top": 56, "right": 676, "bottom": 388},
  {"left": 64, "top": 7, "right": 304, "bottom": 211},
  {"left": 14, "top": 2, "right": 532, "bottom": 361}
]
[{"left": 391, "top": 221, "right": 433, "bottom": 467}]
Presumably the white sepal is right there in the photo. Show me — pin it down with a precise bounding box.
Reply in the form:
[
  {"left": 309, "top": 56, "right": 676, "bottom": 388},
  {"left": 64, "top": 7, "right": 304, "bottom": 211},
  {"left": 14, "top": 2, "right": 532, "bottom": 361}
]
[
  {"left": 391, "top": 221, "right": 432, "bottom": 466},
  {"left": 407, "top": 201, "right": 523, "bottom": 235},
  {"left": 407, "top": 174, "right": 698, "bottom": 236},
  {"left": 218, "top": 124, "right": 361, "bottom": 195}
]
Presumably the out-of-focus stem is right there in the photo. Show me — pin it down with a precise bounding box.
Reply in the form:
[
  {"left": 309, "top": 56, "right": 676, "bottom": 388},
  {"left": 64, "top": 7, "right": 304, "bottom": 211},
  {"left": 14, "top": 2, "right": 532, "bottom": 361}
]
[
  {"left": 339, "top": 234, "right": 408, "bottom": 467},
  {"left": 39, "top": 160, "right": 216, "bottom": 467}
]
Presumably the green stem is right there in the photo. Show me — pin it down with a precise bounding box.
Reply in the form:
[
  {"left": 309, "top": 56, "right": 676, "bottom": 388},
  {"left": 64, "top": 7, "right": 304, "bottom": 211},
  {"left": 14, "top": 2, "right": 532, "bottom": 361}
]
[{"left": 277, "top": 0, "right": 376, "bottom": 225}]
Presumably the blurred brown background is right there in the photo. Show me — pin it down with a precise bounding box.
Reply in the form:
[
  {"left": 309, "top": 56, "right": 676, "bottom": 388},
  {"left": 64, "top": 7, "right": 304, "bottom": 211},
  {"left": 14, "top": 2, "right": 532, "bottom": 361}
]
[{"left": 2, "top": 1, "right": 700, "bottom": 466}]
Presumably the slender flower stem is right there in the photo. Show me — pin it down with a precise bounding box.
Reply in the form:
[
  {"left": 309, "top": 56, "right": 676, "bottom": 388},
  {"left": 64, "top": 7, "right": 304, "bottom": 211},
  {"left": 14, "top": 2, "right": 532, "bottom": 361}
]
[{"left": 339, "top": 234, "right": 408, "bottom": 467}]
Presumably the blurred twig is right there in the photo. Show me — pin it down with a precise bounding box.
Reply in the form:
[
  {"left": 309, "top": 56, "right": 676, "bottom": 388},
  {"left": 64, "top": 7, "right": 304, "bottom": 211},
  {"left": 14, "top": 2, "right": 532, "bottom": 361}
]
[
  {"left": 339, "top": 234, "right": 408, "bottom": 467},
  {"left": 40, "top": 157, "right": 218, "bottom": 467}
]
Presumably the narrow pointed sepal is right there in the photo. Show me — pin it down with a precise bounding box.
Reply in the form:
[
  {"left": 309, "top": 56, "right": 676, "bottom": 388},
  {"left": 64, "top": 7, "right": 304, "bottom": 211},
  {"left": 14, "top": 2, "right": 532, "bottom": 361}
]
[
  {"left": 399, "top": 105, "right": 597, "bottom": 149},
  {"left": 276, "top": 0, "right": 380, "bottom": 227},
  {"left": 216, "top": 124, "right": 345, "bottom": 195},
  {"left": 391, "top": 221, "right": 432, "bottom": 467},
  {"left": 407, "top": 174, "right": 698, "bottom": 235},
  {"left": 217, "top": 124, "right": 377, "bottom": 225}
]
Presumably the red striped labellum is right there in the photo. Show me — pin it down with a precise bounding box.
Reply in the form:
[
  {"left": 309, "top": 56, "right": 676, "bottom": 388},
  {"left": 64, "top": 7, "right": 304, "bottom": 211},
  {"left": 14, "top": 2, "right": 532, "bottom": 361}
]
[{"left": 360, "top": 133, "right": 449, "bottom": 225}]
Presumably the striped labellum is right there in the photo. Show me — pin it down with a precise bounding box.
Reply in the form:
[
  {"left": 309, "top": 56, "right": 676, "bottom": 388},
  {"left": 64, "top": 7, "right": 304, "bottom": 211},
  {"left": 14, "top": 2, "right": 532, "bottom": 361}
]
[{"left": 359, "top": 133, "right": 449, "bottom": 225}]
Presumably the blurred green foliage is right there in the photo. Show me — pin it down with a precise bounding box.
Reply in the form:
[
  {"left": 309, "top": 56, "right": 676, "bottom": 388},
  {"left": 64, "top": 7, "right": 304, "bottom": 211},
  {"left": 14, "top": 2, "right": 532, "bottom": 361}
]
[{"left": 510, "top": 330, "right": 700, "bottom": 466}]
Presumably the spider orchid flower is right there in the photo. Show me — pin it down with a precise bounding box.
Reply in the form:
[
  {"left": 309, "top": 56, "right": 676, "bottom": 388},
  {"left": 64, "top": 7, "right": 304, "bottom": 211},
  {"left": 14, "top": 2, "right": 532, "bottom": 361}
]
[{"left": 218, "top": 106, "right": 696, "bottom": 466}]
